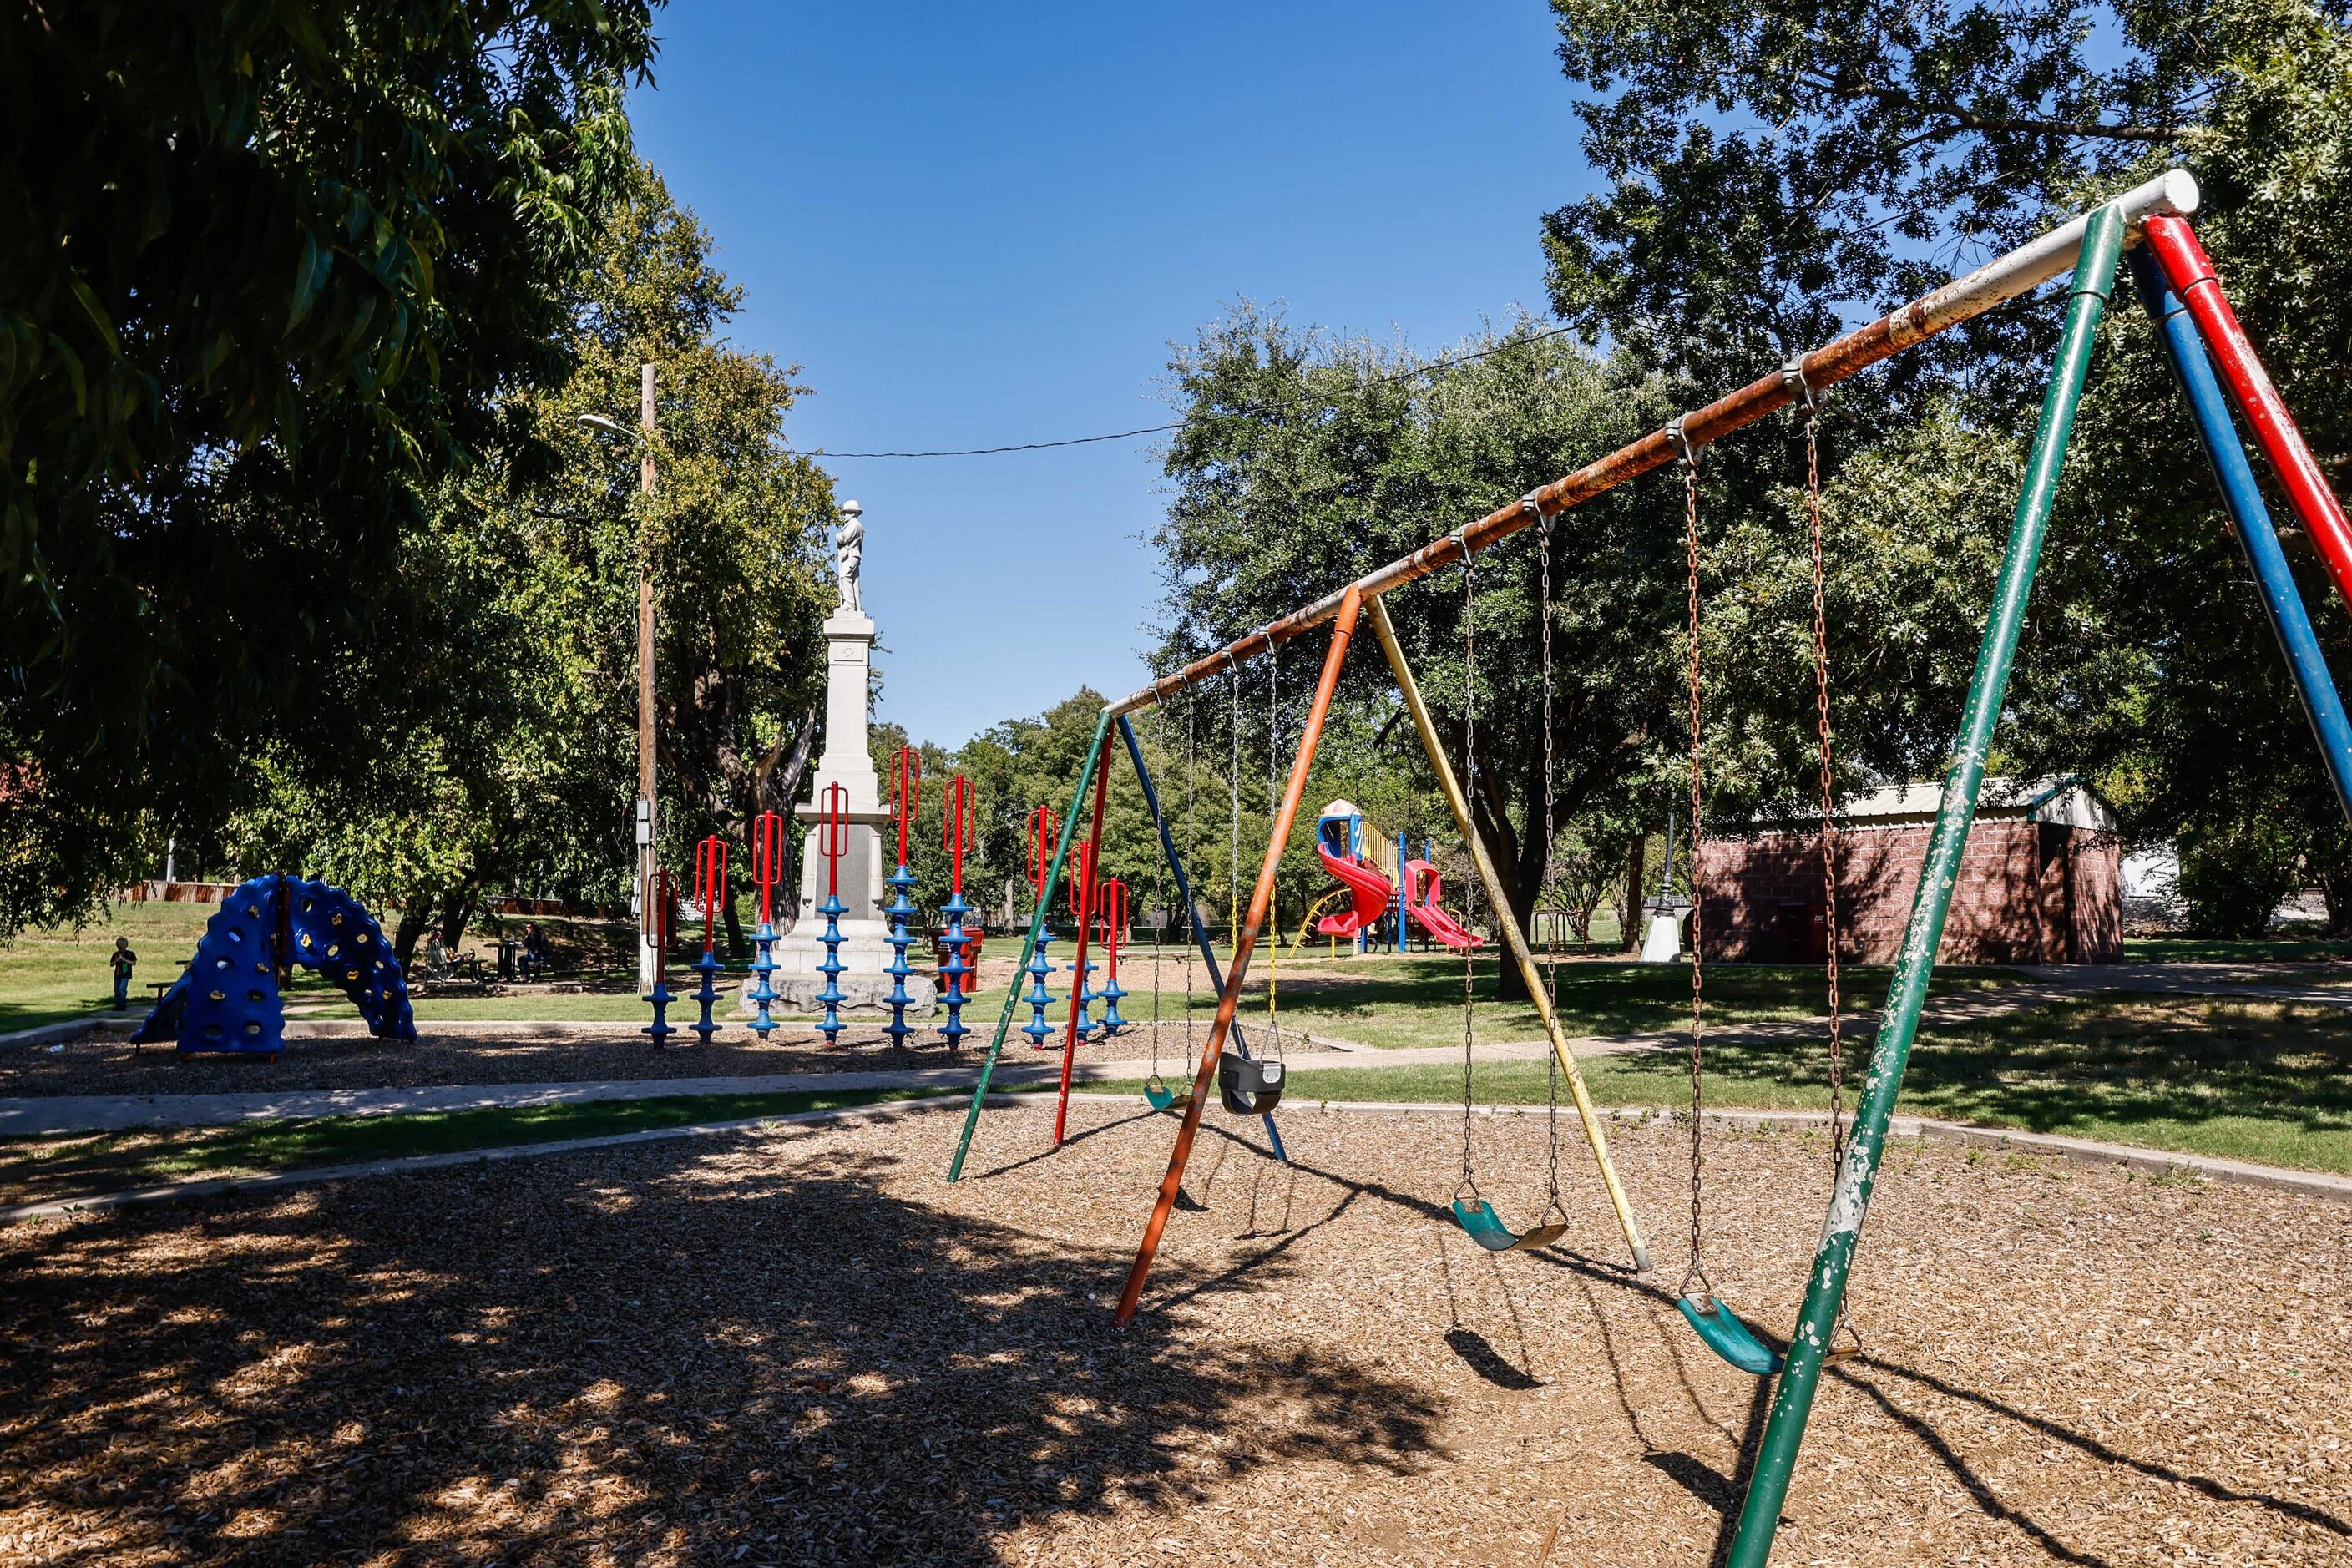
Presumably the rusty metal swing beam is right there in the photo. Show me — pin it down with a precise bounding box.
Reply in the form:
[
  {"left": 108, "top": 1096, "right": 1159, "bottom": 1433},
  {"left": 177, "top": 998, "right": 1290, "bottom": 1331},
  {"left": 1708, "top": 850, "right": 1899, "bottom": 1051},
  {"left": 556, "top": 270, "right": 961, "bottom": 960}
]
[{"left": 1105, "top": 169, "right": 2198, "bottom": 721}]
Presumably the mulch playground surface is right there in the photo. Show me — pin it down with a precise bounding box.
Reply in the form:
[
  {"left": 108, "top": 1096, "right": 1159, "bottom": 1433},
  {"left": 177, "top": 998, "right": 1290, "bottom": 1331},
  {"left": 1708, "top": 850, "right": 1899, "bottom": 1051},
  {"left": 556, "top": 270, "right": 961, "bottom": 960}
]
[{"left": 2, "top": 1101, "right": 2345, "bottom": 1565}]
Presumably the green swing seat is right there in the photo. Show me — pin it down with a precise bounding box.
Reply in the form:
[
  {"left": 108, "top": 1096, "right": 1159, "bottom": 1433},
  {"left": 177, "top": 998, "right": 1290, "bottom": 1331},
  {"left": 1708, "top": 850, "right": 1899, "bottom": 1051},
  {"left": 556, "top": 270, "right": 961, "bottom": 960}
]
[
  {"left": 1677, "top": 1293, "right": 1783, "bottom": 1376},
  {"left": 1143, "top": 1075, "right": 1178, "bottom": 1110},
  {"left": 1449, "top": 1196, "right": 1567, "bottom": 1253}
]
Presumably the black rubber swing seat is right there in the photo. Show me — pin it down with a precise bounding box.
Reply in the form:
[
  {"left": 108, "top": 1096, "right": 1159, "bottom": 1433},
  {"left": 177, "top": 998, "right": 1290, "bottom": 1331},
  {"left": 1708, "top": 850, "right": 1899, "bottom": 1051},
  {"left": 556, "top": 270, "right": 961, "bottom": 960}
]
[
  {"left": 1217, "top": 1050, "right": 1284, "bottom": 1115},
  {"left": 1449, "top": 1195, "right": 1568, "bottom": 1252},
  {"left": 1143, "top": 1075, "right": 1178, "bottom": 1110}
]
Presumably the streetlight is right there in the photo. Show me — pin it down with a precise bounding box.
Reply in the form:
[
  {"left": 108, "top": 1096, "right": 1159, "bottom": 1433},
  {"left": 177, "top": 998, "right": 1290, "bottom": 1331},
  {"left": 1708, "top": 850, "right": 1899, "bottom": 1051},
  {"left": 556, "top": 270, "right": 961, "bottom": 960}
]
[{"left": 580, "top": 363, "right": 660, "bottom": 991}]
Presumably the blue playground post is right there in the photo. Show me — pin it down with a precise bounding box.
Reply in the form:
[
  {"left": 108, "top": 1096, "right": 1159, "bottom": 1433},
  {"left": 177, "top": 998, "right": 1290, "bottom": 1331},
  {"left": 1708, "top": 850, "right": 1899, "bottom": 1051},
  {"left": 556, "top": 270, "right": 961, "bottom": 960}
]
[
  {"left": 883, "top": 746, "right": 923, "bottom": 1050},
  {"left": 746, "top": 810, "right": 785, "bottom": 1039},
  {"left": 1020, "top": 804, "right": 1060, "bottom": 1048},
  {"left": 814, "top": 781, "right": 850, "bottom": 1046},
  {"left": 2132, "top": 250, "right": 2352, "bottom": 825},
  {"left": 642, "top": 866, "right": 677, "bottom": 1047},
  {"left": 938, "top": 774, "right": 976, "bottom": 1047}
]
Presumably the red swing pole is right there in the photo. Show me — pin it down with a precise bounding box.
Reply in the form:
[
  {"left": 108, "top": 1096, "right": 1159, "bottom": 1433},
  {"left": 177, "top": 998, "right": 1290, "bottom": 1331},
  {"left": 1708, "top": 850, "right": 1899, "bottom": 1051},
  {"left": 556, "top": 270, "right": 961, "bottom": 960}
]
[
  {"left": 2138, "top": 215, "right": 2352, "bottom": 615},
  {"left": 1054, "top": 757, "right": 1114, "bottom": 1144}
]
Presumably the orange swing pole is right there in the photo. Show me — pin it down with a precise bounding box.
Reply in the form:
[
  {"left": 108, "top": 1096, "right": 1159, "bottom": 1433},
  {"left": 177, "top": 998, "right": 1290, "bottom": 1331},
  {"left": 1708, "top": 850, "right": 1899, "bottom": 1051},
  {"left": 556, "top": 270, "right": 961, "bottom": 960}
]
[{"left": 1111, "top": 584, "right": 1363, "bottom": 1329}]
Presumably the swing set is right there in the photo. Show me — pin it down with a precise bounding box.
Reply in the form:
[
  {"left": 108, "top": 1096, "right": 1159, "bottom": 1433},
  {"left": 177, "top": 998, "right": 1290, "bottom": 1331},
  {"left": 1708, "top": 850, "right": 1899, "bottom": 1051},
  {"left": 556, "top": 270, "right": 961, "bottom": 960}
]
[{"left": 955, "top": 169, "right": 2352, "bottom": 1567}]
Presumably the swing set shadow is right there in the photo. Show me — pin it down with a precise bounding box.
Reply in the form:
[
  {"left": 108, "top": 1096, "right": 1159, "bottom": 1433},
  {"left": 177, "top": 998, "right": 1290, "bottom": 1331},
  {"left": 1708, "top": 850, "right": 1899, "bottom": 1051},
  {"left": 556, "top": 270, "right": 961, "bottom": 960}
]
[{"left": 1143, "top": 1118, "right": 2348, "bottom": 1562}]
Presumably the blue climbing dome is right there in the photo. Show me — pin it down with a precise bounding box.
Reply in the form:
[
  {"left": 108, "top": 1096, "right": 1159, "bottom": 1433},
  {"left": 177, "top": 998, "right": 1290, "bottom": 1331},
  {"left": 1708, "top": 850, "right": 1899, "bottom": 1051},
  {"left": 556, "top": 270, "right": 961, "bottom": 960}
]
[{"left": 134, "top": 874, "right": 417, "bottom": 1056}]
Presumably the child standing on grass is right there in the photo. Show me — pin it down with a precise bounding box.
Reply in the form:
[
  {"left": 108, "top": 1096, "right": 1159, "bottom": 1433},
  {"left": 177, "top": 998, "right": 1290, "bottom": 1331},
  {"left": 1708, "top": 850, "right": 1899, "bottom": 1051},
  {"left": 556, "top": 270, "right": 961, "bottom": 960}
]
[{"left": 109, "top": 937, "right": 138, "bottom": 1009}]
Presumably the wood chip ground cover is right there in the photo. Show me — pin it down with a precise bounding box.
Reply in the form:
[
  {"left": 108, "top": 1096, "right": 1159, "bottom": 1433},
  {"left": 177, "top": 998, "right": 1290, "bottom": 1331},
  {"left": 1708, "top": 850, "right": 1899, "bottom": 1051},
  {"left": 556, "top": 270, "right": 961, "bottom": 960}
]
[{"left": 1, "top": 1103, "right": 2344, "bottom": 1565}]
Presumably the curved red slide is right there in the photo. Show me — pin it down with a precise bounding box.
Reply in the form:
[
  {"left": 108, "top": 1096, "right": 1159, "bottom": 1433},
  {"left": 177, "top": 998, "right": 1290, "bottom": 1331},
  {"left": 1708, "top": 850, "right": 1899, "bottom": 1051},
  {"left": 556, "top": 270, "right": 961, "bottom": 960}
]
[
  {"left": 1314, "top": 843, "right": 1395, "bottom": 936},
  {"left": 1401, "top": 859, "right": 1478, "bottom": 949}
]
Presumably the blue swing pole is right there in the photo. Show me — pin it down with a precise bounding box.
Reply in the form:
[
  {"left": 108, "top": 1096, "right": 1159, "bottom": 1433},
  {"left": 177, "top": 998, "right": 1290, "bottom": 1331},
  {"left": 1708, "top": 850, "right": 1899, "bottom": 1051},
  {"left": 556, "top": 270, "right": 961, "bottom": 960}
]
[
  {"left": 1118, "top": 714, "right": 1288, "bottom": 1162},
  {"left": 2132, "top": 250, "right": 2352, "bottom": 826}
]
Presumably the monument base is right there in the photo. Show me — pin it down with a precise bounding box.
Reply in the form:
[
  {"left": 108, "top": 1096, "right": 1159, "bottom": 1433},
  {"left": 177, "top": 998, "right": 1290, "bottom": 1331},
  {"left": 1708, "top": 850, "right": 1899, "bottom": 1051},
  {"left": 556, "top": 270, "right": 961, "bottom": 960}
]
[{"left": 752, "top": 919, "right": 939, "bottom": 1015}]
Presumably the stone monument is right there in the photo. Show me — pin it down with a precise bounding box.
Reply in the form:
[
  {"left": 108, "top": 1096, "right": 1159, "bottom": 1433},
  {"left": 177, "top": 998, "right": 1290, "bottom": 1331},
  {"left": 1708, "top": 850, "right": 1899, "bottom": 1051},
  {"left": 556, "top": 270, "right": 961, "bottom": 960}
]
[{"left": 762, "top": 501, "right": 938, "bottom": 1017}]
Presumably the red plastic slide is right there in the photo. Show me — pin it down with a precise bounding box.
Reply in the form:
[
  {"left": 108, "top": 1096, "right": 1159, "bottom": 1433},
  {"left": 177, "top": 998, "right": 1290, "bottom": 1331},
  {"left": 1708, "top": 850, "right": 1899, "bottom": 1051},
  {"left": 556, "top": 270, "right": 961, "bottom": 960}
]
[
  {"left": 1314, "top": 843, "right": 1395, "bottom": 937},
  {"left": 1402, "top": 859, "right": 1478, "bottom": 949}
]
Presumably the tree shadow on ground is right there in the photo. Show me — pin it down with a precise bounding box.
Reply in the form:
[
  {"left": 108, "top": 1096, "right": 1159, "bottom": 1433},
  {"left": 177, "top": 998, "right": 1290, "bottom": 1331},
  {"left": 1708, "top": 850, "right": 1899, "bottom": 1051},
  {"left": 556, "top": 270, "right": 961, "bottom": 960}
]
[{"left": 0, "top": 1113, "right": 1444, "bottom": 1565}]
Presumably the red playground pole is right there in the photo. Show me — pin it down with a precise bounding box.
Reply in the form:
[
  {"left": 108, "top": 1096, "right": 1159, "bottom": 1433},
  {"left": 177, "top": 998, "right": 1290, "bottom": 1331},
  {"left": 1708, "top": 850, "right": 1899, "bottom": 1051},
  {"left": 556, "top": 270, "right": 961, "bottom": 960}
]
[
  {"left": 2142, "top": 215, "right": 2352, "bottom": 615},
  {"left": 751, "top": 810, "right": 784, "bottom": 928},
  {"left": 1054, "top": 758, "right": 1114, "bottom": 1144},
  {"left": 815, "top": 781, "right": 851, "bottom": 1044},
  {"left": 938, "top": 775, "right": 977, "bottom": 1047}
]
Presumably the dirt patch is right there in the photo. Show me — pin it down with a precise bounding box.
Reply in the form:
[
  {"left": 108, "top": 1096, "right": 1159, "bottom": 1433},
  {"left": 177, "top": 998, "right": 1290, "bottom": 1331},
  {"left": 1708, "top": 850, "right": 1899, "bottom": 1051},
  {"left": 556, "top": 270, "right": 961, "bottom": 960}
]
[{"left": 1, "top": 1104, "right": 2344, "bottom": 1564}]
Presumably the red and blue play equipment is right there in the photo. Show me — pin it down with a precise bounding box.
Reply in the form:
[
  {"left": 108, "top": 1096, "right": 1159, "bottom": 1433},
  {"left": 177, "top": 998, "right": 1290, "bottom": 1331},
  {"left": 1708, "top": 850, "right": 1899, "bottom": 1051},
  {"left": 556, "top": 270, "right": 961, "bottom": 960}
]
[
  {"left": 1095, "top": 878, "right": 1130, "bottom": 1034},
  {"left": 134, "top": 873, "right": 415, "bottom": 1056},
  {"left": 884, "top": 746, "right": 923, "bottom": 1050},
  {"left": 814, "top": 781, "right": 850, "bottom": 1045},
  {"left": 642, "top": 865, "right": 678, "bottom": 1045},
  {"left": 1313, "top": 802, "right": 1395, "bottom": 953},
  {"left": 938, "top": 774, "right": 976, "bottom": 1047},
  {"left": 1019, "top": 805, "right": 1060, "bottom": 1047},
  {"left": 689, "top": 835, "right": 727, "bottom": 1044},
  {"left": 746, "top": 809, "right": 786, "bottom": 1037}
]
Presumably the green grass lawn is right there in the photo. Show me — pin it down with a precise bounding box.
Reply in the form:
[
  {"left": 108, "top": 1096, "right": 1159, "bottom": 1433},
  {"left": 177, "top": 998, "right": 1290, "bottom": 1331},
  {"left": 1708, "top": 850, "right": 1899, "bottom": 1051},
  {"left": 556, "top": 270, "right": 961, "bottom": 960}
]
[
  {"left": 1083, "top": 994, "right": 2352, "bottom": 1175},
  {"left": 1201, "top": 954, "right": 2019, "bottom": 1049},
  {"left": 0, "top": 903, "right": 262, "bottom": 1033},
  {"left": 0, "top": 1084, "right": 942, "bottom": 1209}
]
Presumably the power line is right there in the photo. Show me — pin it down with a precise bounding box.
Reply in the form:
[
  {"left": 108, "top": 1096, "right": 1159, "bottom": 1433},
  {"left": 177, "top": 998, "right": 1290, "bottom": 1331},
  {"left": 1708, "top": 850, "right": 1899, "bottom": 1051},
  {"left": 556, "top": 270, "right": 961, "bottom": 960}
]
[{"left": 781, "top": 322, "right": 1583, "bottom": 461}]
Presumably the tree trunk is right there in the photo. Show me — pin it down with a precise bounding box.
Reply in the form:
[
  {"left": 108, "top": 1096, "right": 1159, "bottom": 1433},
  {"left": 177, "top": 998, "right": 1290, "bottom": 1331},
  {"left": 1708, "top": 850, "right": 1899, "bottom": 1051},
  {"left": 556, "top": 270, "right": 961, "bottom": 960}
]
[
  {"left": 1622, "top": 834, "right": 1647, "bottom": 951},
  {"left": 721, "top": 866, "right": 748, "bottom": 958},
  {"left": 437, "top": 877, "right": 480, "bottom": 953},
  {"left": 392, "top": 893, "right": 434, "bottom": 969}
]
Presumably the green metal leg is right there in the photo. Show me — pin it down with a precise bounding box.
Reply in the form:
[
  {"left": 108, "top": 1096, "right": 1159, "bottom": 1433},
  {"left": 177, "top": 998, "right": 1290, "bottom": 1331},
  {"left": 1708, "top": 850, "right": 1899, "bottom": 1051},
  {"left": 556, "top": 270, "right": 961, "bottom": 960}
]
[
  {"left": 944, "top": 710, "right": 1111, "bottom": 1181},
  {"left": 1722, "top": 200, "right": 2127, "bottom": 1566}
]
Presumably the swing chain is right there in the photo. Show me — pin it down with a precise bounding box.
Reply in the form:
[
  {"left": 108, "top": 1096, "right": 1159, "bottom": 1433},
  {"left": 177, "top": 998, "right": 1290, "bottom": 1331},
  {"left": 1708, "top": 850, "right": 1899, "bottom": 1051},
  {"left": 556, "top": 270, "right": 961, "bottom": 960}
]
[
  {"left": 1800, "top": 381, "right": 1847, "bottom": 1171},
  {"left": 1184, "top": 687, "right": 1198, "bottom": 1070},
  {"left": 1150, "top": 699, "right": 1165, "bottom": 1079},
  {"left": 1527, "top": 492, "right": 1563, "bottom": 1211},
  {"left": 1454, "top": 530, "right": 1479, "bottom": 1194},
  {"left": 1673, "top": 416, "right": 1712, "bottom": 1298},
  {"left": 1267, "top": 631, "right": 1282, "bottom": 1059}
]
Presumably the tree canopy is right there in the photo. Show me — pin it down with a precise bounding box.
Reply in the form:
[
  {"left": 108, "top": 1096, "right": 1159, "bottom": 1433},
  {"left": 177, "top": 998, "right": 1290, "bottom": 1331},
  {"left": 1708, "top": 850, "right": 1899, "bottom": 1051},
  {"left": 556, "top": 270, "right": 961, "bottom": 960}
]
[{"left": 1, "top": 0, "right": 658, "bottom": 934}]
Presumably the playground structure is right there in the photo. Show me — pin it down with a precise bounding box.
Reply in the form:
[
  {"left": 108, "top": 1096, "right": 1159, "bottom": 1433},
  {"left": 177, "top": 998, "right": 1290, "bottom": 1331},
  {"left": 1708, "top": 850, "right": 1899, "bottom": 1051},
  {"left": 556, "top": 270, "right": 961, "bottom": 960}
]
[
  {"left": 930, "top": 170, "right": 2352, "bottom": 1567},
  {"left": 813, "top": 781, "right": 851, "bottom": 1045},
  {"left": 134, "top": 873, "right": 416, "bottom": 1056},
  {"left": 1305, "top": 802, "right": 1477, "bottom": 955},
  {"left": 937, "top": 773, "right": 976, "bottom": 1047},
  {"left": 688, "top": 836, "right": 727, "bottom": 1044},
  {"left": 745, "top": 810, "right": 787, "bottom": 1037},
  {"left": 883, "top": 746, "right": 923, "bottom": 1050},
  {"left": 640, "top": 866, "right": 677, "bottom": 1045}
]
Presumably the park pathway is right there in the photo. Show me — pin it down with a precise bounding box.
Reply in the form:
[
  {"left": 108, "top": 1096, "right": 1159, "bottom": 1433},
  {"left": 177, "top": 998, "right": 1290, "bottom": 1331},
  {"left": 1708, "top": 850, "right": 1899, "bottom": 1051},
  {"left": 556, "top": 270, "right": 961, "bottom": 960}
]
[{"left": 4, "top": 963, "right": 2339, "bottom": 1137}]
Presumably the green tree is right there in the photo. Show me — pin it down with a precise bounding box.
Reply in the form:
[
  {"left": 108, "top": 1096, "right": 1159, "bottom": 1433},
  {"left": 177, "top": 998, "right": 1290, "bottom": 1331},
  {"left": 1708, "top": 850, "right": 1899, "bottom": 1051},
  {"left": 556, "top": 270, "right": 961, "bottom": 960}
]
[
  {"left": 226, "top": 164, "right": 834, "bottom": 964},
  {"left": 1, "top": 0, "right": 659, "bottom": 935}
]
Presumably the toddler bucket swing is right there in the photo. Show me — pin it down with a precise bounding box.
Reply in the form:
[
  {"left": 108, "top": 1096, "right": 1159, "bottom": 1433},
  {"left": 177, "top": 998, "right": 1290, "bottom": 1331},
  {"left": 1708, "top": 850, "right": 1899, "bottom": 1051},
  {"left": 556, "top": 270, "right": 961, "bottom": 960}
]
[{"left": 1219, "top": 640, "right": 1287, "bottom": 1117}]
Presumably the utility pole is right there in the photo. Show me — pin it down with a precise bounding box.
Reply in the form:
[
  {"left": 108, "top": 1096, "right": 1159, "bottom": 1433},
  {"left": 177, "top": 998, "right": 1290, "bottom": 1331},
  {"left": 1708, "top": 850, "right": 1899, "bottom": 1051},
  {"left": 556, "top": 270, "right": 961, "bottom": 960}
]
[{"left": 636, "top": 362, "right": 660, "bottom": 992}]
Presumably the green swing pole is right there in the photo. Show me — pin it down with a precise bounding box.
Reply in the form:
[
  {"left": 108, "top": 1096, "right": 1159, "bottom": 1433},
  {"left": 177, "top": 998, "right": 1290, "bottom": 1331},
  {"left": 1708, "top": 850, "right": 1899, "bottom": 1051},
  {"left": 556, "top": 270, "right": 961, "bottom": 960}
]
[
  {"left": 944, "top": 709, "right": 1112, "bottom": 1181},
  {"left": 1723, "top": 200, "right": 2127, "bottom": 1566}
]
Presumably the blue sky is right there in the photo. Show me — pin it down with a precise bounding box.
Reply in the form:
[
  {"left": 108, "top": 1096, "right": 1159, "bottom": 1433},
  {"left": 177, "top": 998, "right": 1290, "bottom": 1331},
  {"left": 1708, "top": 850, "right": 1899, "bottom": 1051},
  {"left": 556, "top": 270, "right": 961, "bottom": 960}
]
[{"left": 630, "top": 2, "right": 1598, "bottom": 746}]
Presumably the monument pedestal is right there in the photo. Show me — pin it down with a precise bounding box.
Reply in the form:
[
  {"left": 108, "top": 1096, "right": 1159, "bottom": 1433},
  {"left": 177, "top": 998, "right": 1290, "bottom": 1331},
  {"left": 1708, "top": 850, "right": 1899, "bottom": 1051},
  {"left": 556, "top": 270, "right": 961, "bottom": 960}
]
[{"left": 758, "top": 604, "right": 937, "bottom": 1018}]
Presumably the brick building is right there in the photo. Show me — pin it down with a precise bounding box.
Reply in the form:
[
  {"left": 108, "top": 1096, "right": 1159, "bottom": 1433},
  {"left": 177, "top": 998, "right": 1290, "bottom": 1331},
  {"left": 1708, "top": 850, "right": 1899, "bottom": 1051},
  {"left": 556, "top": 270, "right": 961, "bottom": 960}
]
[{"left": 1696, "top": 777, "right": 2123, "bottom": 965}]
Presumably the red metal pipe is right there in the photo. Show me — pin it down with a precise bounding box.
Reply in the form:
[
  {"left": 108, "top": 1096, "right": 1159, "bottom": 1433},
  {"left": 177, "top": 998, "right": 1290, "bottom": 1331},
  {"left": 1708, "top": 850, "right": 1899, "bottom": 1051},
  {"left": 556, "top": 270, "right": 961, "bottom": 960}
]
[
  {"left": 817, "top": 782, "right": 848, "bottom": 899},
  {"left": 1113, "top": 584, "right": 1364, "bottom": 1328},
  {"left": 694, "top": 835, "right": 726, "bottom": 954},
  {"left": 1054, "top": 760, "right": 1114, "bottom": 1145},
  {"left": 891, "top": 746, "right": 922, "bottom": 867},
  {"left": 2143, "top": 215, "right": 2352, "bottom": 615},
  {"left": 942, "top": 776, "right": 971, "bottom": 895},
  {"left": 750, "top": 810, "right": 784, "bottom": 927}
]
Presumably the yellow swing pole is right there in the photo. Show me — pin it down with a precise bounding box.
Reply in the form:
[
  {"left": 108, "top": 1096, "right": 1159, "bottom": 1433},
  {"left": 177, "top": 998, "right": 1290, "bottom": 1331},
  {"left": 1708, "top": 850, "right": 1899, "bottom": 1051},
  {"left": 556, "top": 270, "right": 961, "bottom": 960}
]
[{"left": 1366, "top": 594, "right": 1652, "bottom": 1273}]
